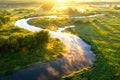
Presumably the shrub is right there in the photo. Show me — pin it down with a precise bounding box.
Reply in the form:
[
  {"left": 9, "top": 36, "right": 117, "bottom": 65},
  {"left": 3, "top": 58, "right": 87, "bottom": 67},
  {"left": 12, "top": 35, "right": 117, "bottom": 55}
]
[
  {"left": 35, "top": 30, "right": 50, "bottom": 43},
  {"left": 65, "top": 7, "right": 79, "bottom": 15}
]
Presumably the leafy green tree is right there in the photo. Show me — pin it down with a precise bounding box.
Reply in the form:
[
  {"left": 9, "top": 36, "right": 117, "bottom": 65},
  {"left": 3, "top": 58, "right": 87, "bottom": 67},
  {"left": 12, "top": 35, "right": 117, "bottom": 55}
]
[
  {"left": 41, "top": 1, "right": 54, "bottom": 11},
  {"left": 35, "top": 30, "right": 50, "bottom": 43}
]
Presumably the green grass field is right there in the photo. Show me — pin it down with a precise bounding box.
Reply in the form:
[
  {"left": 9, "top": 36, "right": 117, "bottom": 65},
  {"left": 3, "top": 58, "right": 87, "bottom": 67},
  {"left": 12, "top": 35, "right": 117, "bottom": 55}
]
[
  {"left": 28, "top": 17, "right": 72, "bottom": 31},
  {"left": 63, "top": 12, "right": 120, "bottom": 80}
]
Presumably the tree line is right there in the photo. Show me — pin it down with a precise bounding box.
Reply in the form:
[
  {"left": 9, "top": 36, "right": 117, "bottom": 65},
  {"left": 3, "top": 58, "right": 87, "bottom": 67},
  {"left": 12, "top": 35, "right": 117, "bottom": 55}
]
[{"left": 0, "top": 30, "right": 50, "bottom": 54}]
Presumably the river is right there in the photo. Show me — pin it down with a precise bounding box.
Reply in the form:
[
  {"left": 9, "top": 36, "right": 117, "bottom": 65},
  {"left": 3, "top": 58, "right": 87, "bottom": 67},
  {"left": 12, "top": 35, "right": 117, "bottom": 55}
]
[{"left": 0, "top": 14, "right": 103, "bottom": 80}]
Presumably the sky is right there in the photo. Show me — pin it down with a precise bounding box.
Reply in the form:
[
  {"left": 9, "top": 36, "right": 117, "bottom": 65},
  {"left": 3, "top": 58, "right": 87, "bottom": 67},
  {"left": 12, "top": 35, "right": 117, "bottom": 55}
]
[{"left": 1, "top": 0, "right": 120, "bottom": 2}]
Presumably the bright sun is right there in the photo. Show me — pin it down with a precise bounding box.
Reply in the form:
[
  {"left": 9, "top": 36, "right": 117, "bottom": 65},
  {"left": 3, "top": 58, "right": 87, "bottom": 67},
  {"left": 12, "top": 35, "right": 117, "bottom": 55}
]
[{"left": 57, "top": 0, "right": 64, "bottom": 3}]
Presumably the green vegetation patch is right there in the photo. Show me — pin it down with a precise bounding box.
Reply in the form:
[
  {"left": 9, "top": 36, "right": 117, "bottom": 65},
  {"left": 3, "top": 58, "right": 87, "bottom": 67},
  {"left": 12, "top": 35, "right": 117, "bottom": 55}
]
[
  {"left": 0, "top": 30, "right": 66, "bottom": 75},
  {"left": 28, "top": 17, "right": 72, "bottom": 31},
  {"left": 0, "top": 9, "right": 67, "bottom": 75},
  {"left": 63, "top": 12, "right": 120, "bottom": 80}
]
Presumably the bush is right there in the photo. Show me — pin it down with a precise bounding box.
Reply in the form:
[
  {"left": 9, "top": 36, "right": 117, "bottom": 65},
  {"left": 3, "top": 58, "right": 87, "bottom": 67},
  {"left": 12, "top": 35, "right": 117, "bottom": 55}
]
[
  {"left": 65, "top": 7, "right": 79, "bottom": 15},
  {"left": 35, "top": 30, "right": 50, "bottom": 43}
]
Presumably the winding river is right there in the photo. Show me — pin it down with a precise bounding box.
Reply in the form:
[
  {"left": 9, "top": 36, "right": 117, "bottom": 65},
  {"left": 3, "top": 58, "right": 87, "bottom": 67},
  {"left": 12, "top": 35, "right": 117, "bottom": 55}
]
[{"left": 0, "top": 14, "right": 103, "bottom": 80}]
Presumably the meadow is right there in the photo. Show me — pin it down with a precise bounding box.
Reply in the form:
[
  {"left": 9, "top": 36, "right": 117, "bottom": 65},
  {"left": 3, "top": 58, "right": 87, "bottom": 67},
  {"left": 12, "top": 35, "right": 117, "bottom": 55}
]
[{"left": 63, "top": 10, "right": 120, "bottom": 80}]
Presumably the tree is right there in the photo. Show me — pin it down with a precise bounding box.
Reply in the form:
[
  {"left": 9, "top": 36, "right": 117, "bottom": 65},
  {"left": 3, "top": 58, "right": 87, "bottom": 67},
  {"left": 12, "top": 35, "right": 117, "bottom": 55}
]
[
  {"left": 35, "top": 30, "right": 50, "bottom": 43},
  {"left": 41, "top": 1, "right": 54, "bottom": 11}
]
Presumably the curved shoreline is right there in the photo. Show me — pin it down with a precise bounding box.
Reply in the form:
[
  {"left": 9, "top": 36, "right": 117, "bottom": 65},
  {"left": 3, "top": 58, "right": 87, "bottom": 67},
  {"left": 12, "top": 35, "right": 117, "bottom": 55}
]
[{"left": 0, "top": 15, "right": 98, "bottom": 80}]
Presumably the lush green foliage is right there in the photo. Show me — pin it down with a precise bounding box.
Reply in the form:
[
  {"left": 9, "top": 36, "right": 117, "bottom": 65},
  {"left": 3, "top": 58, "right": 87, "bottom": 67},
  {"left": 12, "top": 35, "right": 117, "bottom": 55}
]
[
  {"left": 0, "top": 9, "right": 66, "bottom": 75},
  {"left": 28, "top": 18, "right": 72, "bottom": 31},
  {"left": 0, "top": 37, "right": 66, "bottom": 75},
  {"left": 0, "top": 10, "right": 10, "bottom": 26},
  {"left": 63, "top": 13, "right": 120, "bottom": 80},
  {"left": 0, "top": 30, "right": 50, "bottom": 53},
  {"left": 0, "top": 27, "right": 66, "bottom": 75}
]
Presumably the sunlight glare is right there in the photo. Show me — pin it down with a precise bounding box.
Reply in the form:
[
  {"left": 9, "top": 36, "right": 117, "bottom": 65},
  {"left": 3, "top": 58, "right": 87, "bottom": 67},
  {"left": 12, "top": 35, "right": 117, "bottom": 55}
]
[
  {"left": 79, "top": 8, "right": 85, "bottom": 13},
  {"left": 57, "top": 0, "right": 64, "bottom": 3}
]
